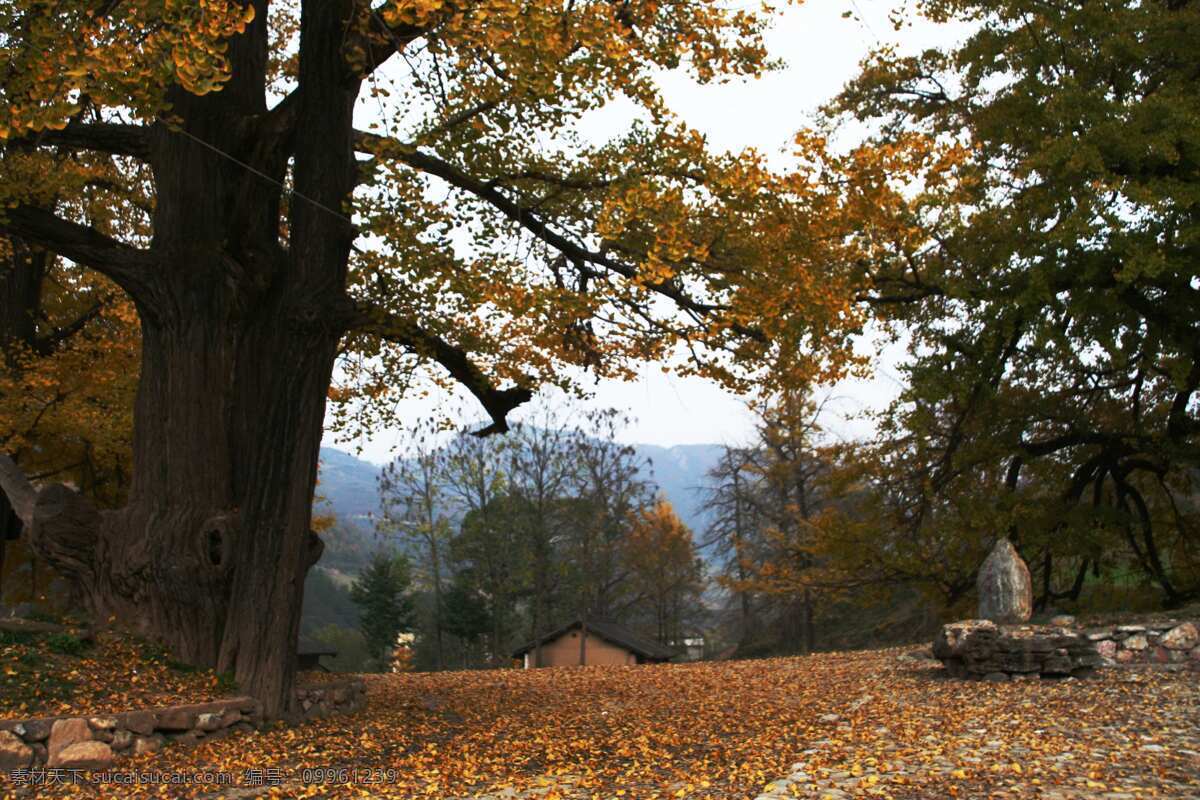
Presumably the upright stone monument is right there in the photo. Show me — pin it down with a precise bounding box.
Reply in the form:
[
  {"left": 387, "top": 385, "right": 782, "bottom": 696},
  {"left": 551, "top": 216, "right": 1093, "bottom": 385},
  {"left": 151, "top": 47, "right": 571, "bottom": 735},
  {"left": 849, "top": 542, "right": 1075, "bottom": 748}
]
[
  {"left": 976, "top": 538, "right": 1032, "bottom": 623},
  {"left": 932, "top": 537, "right": 1099, "bottom": 680}
]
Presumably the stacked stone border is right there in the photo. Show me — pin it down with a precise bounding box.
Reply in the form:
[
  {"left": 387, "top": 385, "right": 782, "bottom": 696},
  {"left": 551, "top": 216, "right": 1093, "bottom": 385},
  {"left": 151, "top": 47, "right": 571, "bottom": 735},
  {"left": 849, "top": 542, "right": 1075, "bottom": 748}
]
[
  {"left": 0, "top": 678, "right": 365, "bottom": 772},
  {"left": 293, "top": 679, "right": 367, "bottom": 720},
  {"left": 1085, "top": 620, "right": 1199, "bottom": 667},
  {"left": 932, "top": 618, "right": 1200, "bottom": 681}
]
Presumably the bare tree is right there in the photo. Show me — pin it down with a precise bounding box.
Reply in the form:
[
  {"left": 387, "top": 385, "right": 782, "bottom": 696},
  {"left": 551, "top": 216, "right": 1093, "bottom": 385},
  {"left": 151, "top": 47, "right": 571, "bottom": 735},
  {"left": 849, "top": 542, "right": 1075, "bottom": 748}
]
[
  {"left": 507, "top": 408, "right": 578, "bottom": 667},
  {"left": 377, "top": 421, "right": 452, "bottom": 670}
]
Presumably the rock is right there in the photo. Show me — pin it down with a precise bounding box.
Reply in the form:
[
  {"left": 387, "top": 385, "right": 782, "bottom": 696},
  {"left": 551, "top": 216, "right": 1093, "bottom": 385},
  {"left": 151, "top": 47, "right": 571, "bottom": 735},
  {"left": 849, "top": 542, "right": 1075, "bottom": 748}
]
[
  {"left": 132, "top": 735, "right": 163, "bottom": 755},
  {"left": 983, "top": 672, "right": 1010, "bottom": 682},
  {"left": 20, "top": 718, "right": 53, "bottom": 742},
  {"left": 1042, "top": 648, "right": 1074, "bottom": 676},
  {"left": 976, "top": 539, "right": 1032, "bottom": 623},
  {"left": 233, "top": 696, "right": 260, "bottom": 714},
  {"left": 111, "top": 730, "right": 133, "bottom": 751},
  {"left": 1096, "top": 640, "right": 1117, "bottom": 659},
  {"left": 1049, "top": 615, "right": 1077, "bottom": 628},
  {"left": 219, "top": 708, "right": 242, "bottom": 728},
  {"left": 49, "top": 740, "right": 113, "bottom": 769},
  {"left": 1124, "top": 634, "right": 1149, "bottom": 651},
  {"left": 47, "top": 718, "right": 93, "bottom": 763},
  {"left": 0, "top": 730, "right": 33, "bottom": 771},
  {"left": 29, "top": 743, "right": 46, "bottom": 765},
  {"left": 0, "top": 617, "right": 69, "bottom": 635},
  {"left": 121, "top": 710, "right": 156, "bottom": 736},
  {"left": 1086, "top": 629, "right": 1113, "bottom": 641},
  {"left": 1161, "top": 622, "right": 1198, "bottom": 651},
  {"left": 87, "top": 716, "right": 117, "bottom": 733},
  {"left": 1116, "top": 649, "right": 1136, "bottom": 664},
  {"left": 156, "top": 707, "right": 196, "bottom": 731},
  {"left": 88, "top": 718, "right": 117, "bottom": 743},
  {"left": 196, "top": 712, "right": 224, "bottom": 732}
]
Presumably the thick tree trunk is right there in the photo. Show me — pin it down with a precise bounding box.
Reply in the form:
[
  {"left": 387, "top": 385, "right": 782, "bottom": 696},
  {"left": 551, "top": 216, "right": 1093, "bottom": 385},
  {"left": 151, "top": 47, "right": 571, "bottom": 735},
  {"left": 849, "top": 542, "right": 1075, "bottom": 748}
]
[
  {"left": 216, "top": 313, "right": 336, "bottom": 712},
  {"left": 9, "top": 298, "right": 337, "bottom": 716},
  {"left": 0, "top": 0, "right": 383, "bottom": 720}
]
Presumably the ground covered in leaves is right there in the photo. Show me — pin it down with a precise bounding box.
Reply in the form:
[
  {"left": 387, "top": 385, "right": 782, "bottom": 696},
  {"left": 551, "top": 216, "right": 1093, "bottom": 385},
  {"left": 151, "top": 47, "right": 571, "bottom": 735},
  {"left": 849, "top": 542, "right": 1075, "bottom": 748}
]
[
  {"left": 0, "top": 626, "right": 237, "bottom": 718},
  {"left": 5, "top": 646, "right": 1197, "bottom": 799}
]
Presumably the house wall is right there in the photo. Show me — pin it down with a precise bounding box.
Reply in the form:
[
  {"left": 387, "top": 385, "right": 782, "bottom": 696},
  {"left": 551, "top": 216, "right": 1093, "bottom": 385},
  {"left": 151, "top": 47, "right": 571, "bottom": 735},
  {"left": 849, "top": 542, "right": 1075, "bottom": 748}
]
[{"left": 533, "top": 630, "right": 637, "bottom": 667}]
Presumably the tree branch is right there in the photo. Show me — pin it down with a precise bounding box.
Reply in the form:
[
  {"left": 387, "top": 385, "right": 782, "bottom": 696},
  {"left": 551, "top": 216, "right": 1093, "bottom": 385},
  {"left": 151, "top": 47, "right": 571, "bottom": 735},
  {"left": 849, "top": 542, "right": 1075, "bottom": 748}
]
[
  {"left": 261, "top": 7, "right": 430, "bottom": 140},
  {"left": 350, "top": 306, "right": 532, "bottom": 436},
  {"left": 353, "top": 130, "right": 763, "bottom": 340},
  {"left": 356, "top": 11, "right": 429, "bottom": 77},
  {"left": 7, "top": 122, "right": 151, "bottom": 160},
  {"left": 34, "top": 295, "right": 111, "bottom": 355},
  {"left": 0, "top": 205, "right": 155, "bottom": 299}
]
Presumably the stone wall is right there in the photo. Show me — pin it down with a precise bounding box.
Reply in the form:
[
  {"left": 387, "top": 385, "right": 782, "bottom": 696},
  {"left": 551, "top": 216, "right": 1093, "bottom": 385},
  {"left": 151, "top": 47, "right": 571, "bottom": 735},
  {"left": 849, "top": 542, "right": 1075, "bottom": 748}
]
[
  {"left": 293, "top": 678, "right": 367, "bottom": 721},
  {"left": 0, "top": 678, "right": 366, "bottom": 773},
  {"left": 934, "top": 620, "right": 1102, "bottom": 680},
  {"left": 933, "top": 618, "right": 1200, "bottom": 680},
  {"left": 1085, "top": 620, "right": 1199, "bottom": 668}
]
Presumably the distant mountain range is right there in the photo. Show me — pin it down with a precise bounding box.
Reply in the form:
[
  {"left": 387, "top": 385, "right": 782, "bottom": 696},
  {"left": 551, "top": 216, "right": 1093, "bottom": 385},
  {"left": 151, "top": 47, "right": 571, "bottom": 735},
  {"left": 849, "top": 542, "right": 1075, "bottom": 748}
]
[
  {"left": 314, "top": 447, "right": 383, "bottom": 523},
  {"left": 633, "top": 442, "right": 724, "bottom": 538},
  {"left": 313, "top": 440, "right": 725, "bottom": 572}
]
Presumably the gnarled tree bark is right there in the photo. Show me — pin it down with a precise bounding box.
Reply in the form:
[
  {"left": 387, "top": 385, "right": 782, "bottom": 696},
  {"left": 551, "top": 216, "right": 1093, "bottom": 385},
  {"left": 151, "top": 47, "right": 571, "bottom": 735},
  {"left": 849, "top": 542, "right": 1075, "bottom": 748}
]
[{"left": 0, "top": 0, "right": 537, "bottom": 718}]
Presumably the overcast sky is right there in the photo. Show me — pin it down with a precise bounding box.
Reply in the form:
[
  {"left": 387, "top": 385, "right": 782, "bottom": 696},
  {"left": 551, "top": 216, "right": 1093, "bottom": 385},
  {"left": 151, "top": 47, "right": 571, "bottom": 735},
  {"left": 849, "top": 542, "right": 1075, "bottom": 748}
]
[{"left": 324, "top": 0, "right": 966, "bottom": 464}]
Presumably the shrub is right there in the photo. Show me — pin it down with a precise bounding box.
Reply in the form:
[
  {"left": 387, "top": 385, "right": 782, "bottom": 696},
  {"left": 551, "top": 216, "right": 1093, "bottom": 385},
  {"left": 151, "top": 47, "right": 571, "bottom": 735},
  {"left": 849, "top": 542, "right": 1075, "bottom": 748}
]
[
  {"left": 0, "top": 630, "right": 36, "bottom": 646},
  {"left": 45, "top": 633, "right": 89, "bottom": 656}
]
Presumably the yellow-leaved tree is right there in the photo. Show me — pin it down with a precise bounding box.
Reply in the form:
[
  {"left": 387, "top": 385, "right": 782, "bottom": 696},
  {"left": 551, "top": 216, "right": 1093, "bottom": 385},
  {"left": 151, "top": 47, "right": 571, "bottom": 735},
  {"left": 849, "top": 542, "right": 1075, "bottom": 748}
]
[
  {"left": 0, "top": 0, "right": 870, "bottom": 714},
  {"left": 624, "top": 498, "right": 703, "bottom": 645}
]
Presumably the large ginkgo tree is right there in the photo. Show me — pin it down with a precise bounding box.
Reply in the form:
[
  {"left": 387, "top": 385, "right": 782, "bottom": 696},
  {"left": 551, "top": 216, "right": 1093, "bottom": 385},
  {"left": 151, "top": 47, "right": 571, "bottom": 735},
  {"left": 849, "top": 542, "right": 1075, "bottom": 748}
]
[{"left": 0, "top": 0, "right": 864, "bottom": 714}]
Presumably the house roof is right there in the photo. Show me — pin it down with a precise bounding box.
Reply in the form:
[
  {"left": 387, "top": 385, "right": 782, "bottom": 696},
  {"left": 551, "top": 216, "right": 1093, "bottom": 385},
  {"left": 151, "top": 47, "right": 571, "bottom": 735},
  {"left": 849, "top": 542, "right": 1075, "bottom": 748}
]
[
  {"left": 511, "top": 619, "right": 675, "bottom": 661},
  {"left": 297, "top": 637, "right": 337, "bottom": 657}
]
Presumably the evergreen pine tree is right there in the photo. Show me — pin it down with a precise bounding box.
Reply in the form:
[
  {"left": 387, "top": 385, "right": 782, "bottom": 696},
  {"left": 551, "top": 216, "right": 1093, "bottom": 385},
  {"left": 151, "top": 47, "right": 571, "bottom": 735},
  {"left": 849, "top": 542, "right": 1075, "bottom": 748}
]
[{"left": 350, "top": 552, "right": 414, "bottom": 670}]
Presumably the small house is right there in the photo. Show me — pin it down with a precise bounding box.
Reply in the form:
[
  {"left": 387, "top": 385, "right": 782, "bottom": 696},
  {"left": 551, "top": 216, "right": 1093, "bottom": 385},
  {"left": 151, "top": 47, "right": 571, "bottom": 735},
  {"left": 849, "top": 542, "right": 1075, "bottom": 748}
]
[
  {"left": 297, "top": 637, "right": 337, "bottom": 671},
  {"left": 512, "top": 619, "right": 674, "bottom": 668}
]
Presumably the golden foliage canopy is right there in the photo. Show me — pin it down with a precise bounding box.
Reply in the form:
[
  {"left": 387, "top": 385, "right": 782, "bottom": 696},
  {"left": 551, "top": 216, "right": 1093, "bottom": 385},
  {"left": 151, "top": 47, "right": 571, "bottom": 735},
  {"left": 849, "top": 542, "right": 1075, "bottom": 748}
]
[{"left": 2, "top": 0, "right": 875, "bottom": 444}]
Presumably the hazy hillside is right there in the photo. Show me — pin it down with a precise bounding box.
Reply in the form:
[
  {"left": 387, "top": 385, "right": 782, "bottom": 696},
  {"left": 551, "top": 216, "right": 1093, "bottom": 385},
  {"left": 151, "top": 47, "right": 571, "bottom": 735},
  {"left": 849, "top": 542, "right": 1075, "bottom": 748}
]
[
  {"left": 632, "top": 442, "right": 723, "bottom": 541},
  {"left": 315, "top": 447, "right": 382, "bottom": 522},
  {"left": 313, "top": 441, "right": 724, "bottom": 576}
]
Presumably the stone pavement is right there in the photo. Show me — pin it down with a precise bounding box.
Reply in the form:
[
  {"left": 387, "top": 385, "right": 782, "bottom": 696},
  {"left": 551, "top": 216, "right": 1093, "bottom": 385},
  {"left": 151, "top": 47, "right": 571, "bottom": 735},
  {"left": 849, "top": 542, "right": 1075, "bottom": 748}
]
[{"left": 754, "top": 670, "right": 1200, "bottom": 800}]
